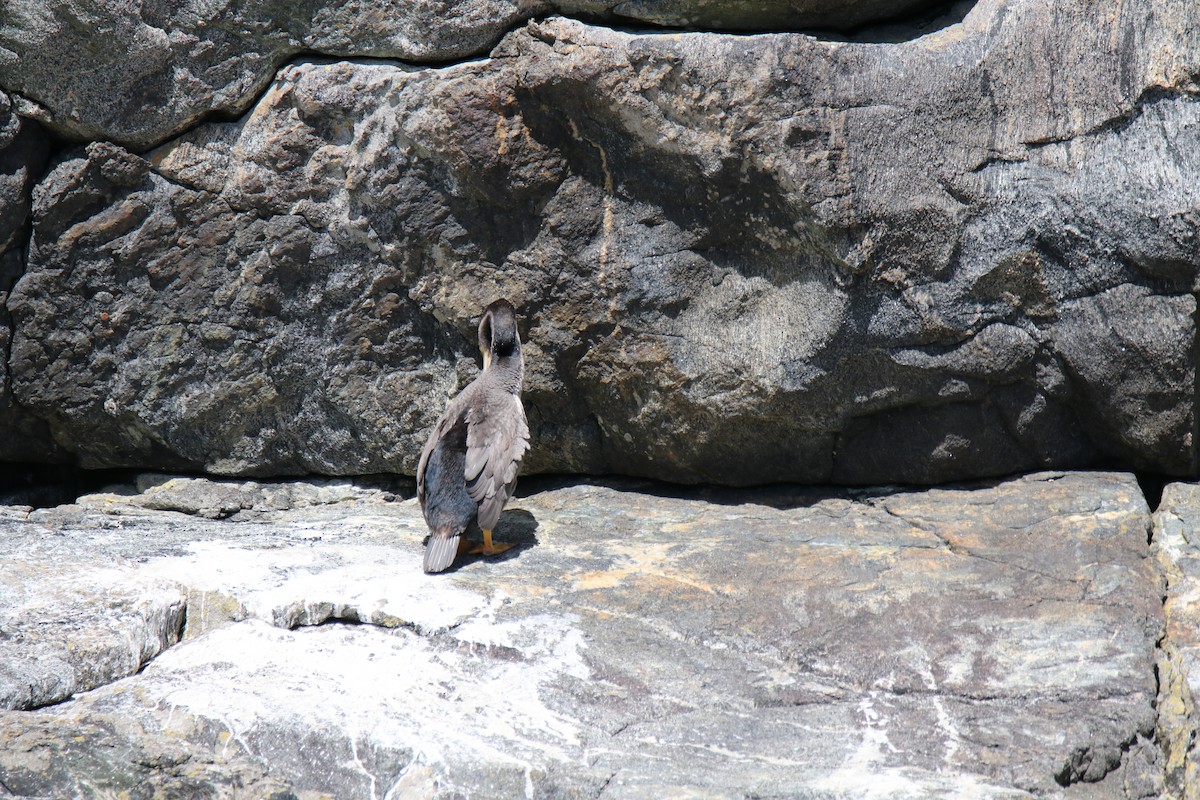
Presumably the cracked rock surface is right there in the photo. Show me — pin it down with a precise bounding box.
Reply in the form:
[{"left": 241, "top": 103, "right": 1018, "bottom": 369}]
[
  {"left": 0, "top": 91, "right": 58, "bottom": 465},
  {"left": 0, "top": 0, "right": 959, "bottom": 149},
  {"left": 1151, "top": 484, "right": 1200, "bottom": 799},
  {"left": 8, "top": 0, "right": 1200, "bottom": 483},
  {"left": 0, "top": 471, "right": 1172, "bottom": 797}
]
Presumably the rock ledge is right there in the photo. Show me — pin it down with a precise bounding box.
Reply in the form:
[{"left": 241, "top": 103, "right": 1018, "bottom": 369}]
[{"left": 0, "top": 470, "right": 1179, "bottom": 798}]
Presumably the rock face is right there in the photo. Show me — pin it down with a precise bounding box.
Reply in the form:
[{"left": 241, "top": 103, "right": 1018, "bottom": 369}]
[
  {"left": 4, "top": 4, "right": 1197, "bottom": 797},
  {"left": 1152, "top": 484, "right": 1200, "bottom": 799},
  {"left": 0, "top": 94, "right": 46, "bottom": 258},
  {"left": 0, "top": 92, "right": 58, "bottom": 464},
  {"left": 0, "top": 471, "right": 1174, "bottom": 797},
  {"left": 8, "top": 0, "right": 1200, "bottom": 483},
  {"left": 0, "top": 0, "right": 955, "bottom": 150}
]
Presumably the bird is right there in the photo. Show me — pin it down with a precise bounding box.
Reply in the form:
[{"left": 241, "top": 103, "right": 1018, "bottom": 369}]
[{"left": 417, "top": 299, "right": 530, "bottom": 573}]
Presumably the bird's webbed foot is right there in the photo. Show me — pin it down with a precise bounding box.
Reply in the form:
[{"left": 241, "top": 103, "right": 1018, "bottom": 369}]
[{"left": 468, "top": 528, "right": 515, "bottom": 556}]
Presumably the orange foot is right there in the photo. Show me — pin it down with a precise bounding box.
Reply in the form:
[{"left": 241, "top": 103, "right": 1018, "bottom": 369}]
[{"left": 468, "top": 528, "right": 515, "bottom": 556}]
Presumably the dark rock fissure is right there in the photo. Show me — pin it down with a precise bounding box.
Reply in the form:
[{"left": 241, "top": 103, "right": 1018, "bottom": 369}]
[
  {"left": 1025, "top": 86, "right": 1199, "bottom": 155},
  {"left": 969, "top": 88, "right": 1200, "bottom": 185},
  {"left": 594, "top": 771, "right": 617, "bottom": 798},
  {"left": 826, "top": 0, "right": 976, "bottom": 42},
  {"left": 577, "top": 0, "right": 977, "bottom": 43},
  {"left": 1053, "top": 731, "right": 1146, "bottom": 788},
  {"left": 0, "top": 119, "right": 73, "bottom": 464},
  {"left": 1137, "top": 473, "right": 1168, "bottom": 515},
  {"left": 0, "top": 463, "right": 83, "bottom": 507},
  {"left": 0, "top": 464, "right": 1180, "bottom": 524},
  {"left": 173, "top": 596, "right": 189, "bottom": 651}
]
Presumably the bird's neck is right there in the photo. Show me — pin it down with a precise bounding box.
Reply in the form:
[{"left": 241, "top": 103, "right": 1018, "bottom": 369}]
[{"left": 486, "top": 353, "right": 524, "bottom": 394}]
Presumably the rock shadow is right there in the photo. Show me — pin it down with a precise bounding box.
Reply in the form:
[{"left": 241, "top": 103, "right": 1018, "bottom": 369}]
[
  {"left": 508, "top": 471, "right": 1069, "bottom": 513},
  {"left": 514, "top": 473, "right": 842, "bottom": 511},
  {"left": 811, "top": 0, "right": 978, "bottom": 43},
  {"left": 574, "top": 0, "right": 977, "bottom": 41},
  {"left": 626, "top": 479, "right": 842, "bottom": 511},
  {"left": 452, "top": 507, "right": 539, "bottom": 569}
]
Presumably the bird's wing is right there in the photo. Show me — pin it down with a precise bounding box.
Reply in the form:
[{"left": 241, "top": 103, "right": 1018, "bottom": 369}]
[
  {"left": 464, "top": 393, "right": 529, "bottom": 530},
  {"left": 417, "top": 392, "right": 469, "bottom": 509}
]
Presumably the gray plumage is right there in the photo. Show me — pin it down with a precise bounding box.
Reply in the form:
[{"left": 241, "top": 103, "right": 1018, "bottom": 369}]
[{"left": 417, "top": 299, "right": 529, "bottom": 573}]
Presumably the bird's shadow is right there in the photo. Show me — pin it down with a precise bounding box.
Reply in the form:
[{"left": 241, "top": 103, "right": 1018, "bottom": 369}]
[{"left": 452, "top": 508, "right": 539, "bottom": 570}]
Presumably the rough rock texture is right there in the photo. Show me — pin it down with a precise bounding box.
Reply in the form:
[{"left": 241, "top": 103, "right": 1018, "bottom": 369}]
[
  {"left": 0, "top": 471, "right": 1170, "bottom": 797},
  {"left": 1152, "top": 484, "right": 1200, "bottom": 800},
  {"left": 0, "top": 91, "right": 58, "bottom": 464},
  {"left": 0, "top": 0, "right": 957, "bottom": 150},
  {"left": 0, "top": 93, "right": 46, "bottom": 256},
  {"left": 10, "top": 0, "right": 1200, "bottom": 483},
  {"left": 0, "top": 560, "right": 185, "bottom": 712}
]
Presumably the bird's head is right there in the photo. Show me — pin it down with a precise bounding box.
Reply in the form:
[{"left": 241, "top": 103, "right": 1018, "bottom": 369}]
[{"left": 478, "top": 299, "right": 521, "bottom": 370}]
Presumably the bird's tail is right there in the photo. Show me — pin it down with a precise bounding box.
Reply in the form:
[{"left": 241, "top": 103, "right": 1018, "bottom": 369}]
[{"left": 423, "top": 531, "right": 461, "bottom": 574}]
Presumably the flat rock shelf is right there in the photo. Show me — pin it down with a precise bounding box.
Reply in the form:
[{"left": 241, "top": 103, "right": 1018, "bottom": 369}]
[{"left": 0, "top": 470, "right": 1193, "bottom": 798}]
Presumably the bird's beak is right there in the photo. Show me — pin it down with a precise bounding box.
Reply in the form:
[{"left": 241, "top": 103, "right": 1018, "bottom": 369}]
[{"left": 482, "top": 348, "right": 492, "bottom": 371}]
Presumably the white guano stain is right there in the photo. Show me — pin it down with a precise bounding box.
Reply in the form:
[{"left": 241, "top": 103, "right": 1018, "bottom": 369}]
[{"left": 135, "top": 612, "right": 588, "bottom": 785}]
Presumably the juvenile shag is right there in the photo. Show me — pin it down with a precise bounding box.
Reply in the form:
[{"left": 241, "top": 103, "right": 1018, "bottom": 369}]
[{"left": 417, "top": 299, "right": 530, "bottom": 573}]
